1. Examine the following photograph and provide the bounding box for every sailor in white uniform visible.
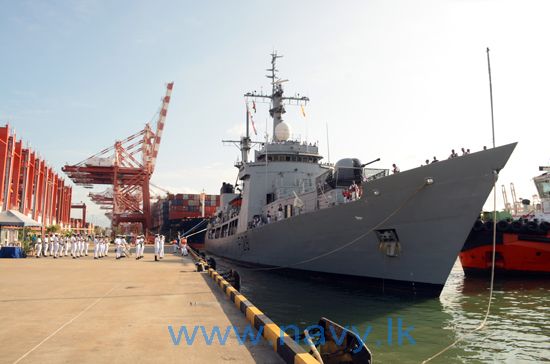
[160,235,165,259]
[102,237,107,257]
[52,234,59,259]
[45,234,53,256]
[79,234,85,257]
[84,235,90,256]
[154,234,160,261]
[115,235,122,259]
[74,234,80,258]
[93,236,100,259]
[135,235,145,260]
[104,237,109,257]
[71,234,77,258]
[61,235,67,258]
[62,236,69,256]
[49,234,55,256]
[97,237,102,257]
[101,236,106,257]
[43,235,49,256]
[35,236,43,258]
[58,234,63,258]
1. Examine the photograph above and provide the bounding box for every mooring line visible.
[421,171,498,363]
[13,286,117,364]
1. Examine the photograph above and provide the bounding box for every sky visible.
[1,0,549,227]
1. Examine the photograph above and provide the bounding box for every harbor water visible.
[216,259,549,363]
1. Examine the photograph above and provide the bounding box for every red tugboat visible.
[460,165,550,275]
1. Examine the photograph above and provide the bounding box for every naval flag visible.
[247,103,258,135]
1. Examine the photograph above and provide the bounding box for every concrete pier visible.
[0,250,283,363]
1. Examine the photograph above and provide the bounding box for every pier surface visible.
[0,249,282,364]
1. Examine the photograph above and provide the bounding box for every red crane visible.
[63,83,174,234]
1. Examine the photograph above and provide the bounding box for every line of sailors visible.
[93,236,112,259]
[35,233,190,261]
[112,234,146,260]
[35,233,93,259]
[154,234,165,261]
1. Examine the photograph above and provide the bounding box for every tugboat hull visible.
[460,222,550,276]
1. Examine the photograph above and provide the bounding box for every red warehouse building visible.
[0,124,72,228]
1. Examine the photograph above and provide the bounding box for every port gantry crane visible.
[62,83,174,235]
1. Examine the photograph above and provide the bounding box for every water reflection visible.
[215,258,549,363]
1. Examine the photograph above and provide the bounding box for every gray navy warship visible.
[205,52,517,296]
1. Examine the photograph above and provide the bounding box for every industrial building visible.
[0,124,73,228]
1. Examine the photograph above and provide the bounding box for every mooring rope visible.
[181,219,208,237]
[184,227,208,239]
[421,171,498,363]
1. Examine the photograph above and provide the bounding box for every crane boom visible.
[149,82,174,173]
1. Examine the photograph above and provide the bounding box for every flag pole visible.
[245,103,250,139]
[326,123,331,164]
[487,47,495,148]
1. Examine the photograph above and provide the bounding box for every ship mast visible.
[244,52,310,142]
[224,52,310,166]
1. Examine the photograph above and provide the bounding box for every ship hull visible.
[206,144,517,296]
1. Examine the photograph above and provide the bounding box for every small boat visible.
[305,317,373,364]
[460,166,550,275]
